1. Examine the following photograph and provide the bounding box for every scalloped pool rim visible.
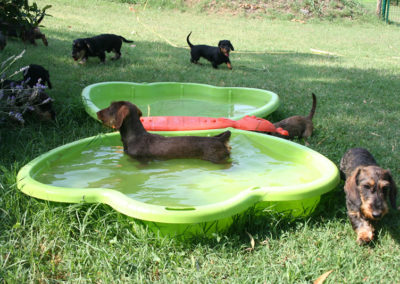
[81,81,281,121]
[17,129,340,225]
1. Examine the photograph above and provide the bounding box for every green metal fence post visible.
[382,0,387,18]
[385,0,390,22]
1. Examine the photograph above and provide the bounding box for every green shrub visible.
[0,0,51,34]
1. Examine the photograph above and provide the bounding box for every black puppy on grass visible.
[72,34,133,63]
[1,64,52,89]
[186,32,234,70]
[24,64,52,89]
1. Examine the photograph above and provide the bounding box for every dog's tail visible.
[186,31,193,48]
[119,36,134,43]
[307,93,317,120]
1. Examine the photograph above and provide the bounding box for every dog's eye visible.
[362,184,372,191]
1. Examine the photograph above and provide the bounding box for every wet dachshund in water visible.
[340,148,397,245]
[72,34,133,63]
[97,101,232,163]
[186,32,234,69]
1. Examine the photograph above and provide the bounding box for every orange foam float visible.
[140,115,289,136]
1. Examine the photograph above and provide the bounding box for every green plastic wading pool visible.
[17,129,339,238]
[82,82,280,121]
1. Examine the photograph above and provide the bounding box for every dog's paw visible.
[356,227,374,245]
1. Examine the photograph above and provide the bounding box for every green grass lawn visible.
[1,0,400,282]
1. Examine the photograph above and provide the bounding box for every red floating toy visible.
[140,115,289,136]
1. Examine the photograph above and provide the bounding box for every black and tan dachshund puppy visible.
[97,101,232,163]
[0,64,53,89]
[340,148,397,244]
[2,64,52,89]
[24,64,52,89]
[72,34,133,63]
[273,93,316,140]
[186,32,234,69]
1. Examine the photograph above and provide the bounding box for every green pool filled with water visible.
[18,129,339,237]
[35,135,319,207]
[82,82,280,120]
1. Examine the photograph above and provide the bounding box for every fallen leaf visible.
[313,270,333,284]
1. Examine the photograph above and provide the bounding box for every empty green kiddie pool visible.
[81,82,280,120]
[17,128,340,238]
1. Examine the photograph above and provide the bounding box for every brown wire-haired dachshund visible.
[1,14,48,46]
[340,148,398,244]
[273,93,316,140]
[97,101,232,163]
[186,32,234,70]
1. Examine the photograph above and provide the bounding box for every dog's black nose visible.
[372,212,382,219]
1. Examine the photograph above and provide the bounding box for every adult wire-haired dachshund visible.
[97,101,232,163]
[340,148,397,244]
[186,32,234,69]
[72,34,133,63]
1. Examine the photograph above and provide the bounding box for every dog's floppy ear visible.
[114,105,130,130]
[383,170,398,209]
[218,40,223,47]
[229,42,234,51]
[344,167,362,208]
[135,106,143,117]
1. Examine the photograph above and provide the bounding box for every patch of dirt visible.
[183,0,367,20]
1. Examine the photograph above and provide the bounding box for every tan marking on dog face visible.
[369,179,375,187]
[360,202,374,220]
[220,47,230,57]
[357,167,390,220]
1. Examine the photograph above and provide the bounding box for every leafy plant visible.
[0,0,52,34]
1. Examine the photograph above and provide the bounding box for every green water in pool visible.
[35,135,320,207]
[106,98,257,118]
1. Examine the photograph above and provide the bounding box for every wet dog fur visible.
[97,101,232,163]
